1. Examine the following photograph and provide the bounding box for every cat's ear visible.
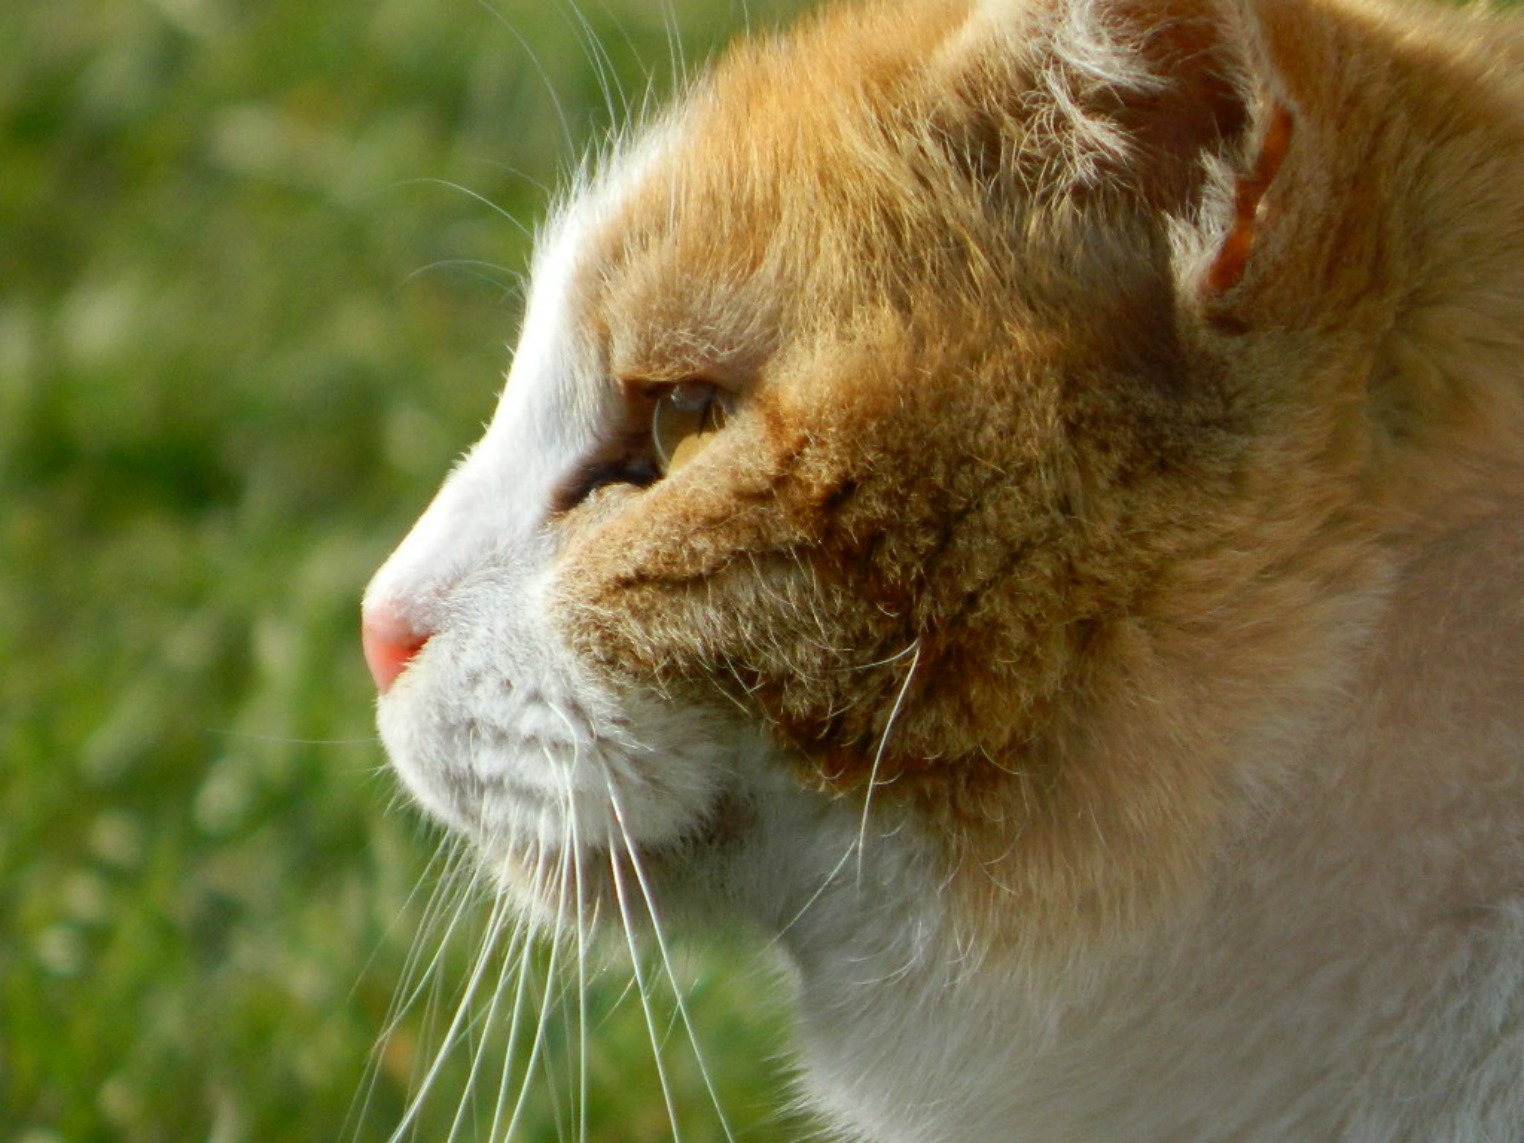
[937,0,1295,303]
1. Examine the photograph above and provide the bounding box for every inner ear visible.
[1086,1,1297,301]
[945,0,1294,294]
[1202,100,1293,298]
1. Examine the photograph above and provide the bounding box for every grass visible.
[0,1,809,1139]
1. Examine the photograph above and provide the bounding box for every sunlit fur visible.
[362,0,1524,1138]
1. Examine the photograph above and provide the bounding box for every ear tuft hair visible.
[945,0,1294,298]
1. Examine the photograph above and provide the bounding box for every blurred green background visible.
[0,0,809,1139]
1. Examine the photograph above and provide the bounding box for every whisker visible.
[400,258,527,300]
[554,0,628,131]
[566,770,593,1143]
[603,815,686,1141]
[447,873,536,1143]
[378,845,482,1047]
[467,0,578,163]
[588,0,655,111]
[659,0,689,90]
[353,841,488,1142]
[854,640,922,883]
[490,834,564,1141]
[774,838,855,946]
[539,706,595,1143]
[538,845,580,1143]
[775,642,922,943]
[386,176,535,237]
[479,900,539,1140]
[603,777,738,1143]
[347,843,457,1141]
[387,885,513,1142]
[203,728,382,747]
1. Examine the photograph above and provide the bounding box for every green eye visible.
[651,382,733,476]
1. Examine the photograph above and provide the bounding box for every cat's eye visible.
[651,381,733,476]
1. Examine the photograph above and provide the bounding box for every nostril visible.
[361,603,432,695]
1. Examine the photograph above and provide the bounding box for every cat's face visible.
[364,0,1381,980]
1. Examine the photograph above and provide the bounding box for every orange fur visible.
[549,0,1524,959]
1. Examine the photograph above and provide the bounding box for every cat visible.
[361,0,1524,1137]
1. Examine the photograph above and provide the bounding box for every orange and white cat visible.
[361,0,1524,1137]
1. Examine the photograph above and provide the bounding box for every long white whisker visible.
[479,897,539,1141]
[348,840,466,1141]
[567,779,592,1143]
[493,830,566,1140]
[776,641,923,943]
[588,0,655,112]
[554,0,629,130]
[774,836,857,945]
[378,845,482,1047]
[387,177,534,238]
[603,776,738,1143]
[603,805,686,1141]
[387,884,513,1143]
[386,858,484,1143]
[468,0,578,162]
[854,640,922,883]
[538,705,595,1143]
[451,848,563,1143]
[400,258,526,300]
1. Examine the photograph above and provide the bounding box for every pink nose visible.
[362,603,431,694]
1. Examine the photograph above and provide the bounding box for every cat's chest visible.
[782,769,1524,1143]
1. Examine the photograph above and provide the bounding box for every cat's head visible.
[363,0,1389,960]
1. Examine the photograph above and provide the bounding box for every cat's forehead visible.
[558,0,988,370]
[548,0,1160,393]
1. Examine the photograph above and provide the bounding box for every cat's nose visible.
[361,602,431,694]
